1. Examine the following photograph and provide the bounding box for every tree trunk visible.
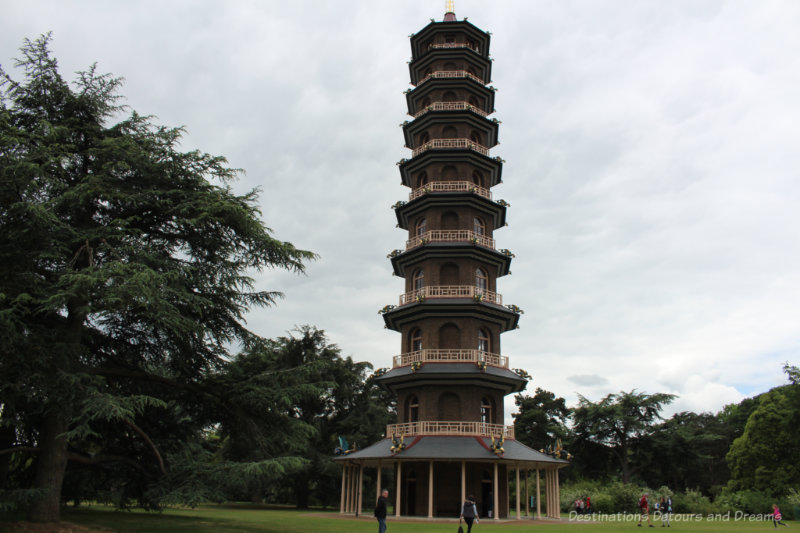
[28,409,69,522]
[294,473,310,509]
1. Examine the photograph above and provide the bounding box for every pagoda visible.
[336,4,568,520]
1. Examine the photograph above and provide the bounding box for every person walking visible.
[773,504,789,528]
[638,493,654,527]
[660,496,671,527]
[460,495,479,533]
[374,489,389,533]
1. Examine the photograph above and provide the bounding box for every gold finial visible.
[446,0,455,13]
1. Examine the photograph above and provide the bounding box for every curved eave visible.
[395,192,507,230]
[382,299,520,333]
[390,242,512,278]
[376,362,527,394]
[406,78,495,116]
[410,21,491,60]
[409,50,492,86]
[403,111,499,149]
[398,150,502,188]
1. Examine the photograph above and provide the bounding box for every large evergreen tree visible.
[571,390,675,483]
[0,35,315,521]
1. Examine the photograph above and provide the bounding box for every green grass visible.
[43,506,797,532]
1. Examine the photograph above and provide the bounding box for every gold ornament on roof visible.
[446,0,455,13]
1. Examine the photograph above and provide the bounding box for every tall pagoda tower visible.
[336,4,567,521]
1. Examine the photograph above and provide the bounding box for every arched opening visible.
[407,395,419,423]
[468,95,480,109]
[473,217,485,235]
[413,269,424,291]
[416,171,428,188]
[416,218,427,236]
[470,130,482,144]
[471,170,484,187]
[481,397,493,425]
[421,96,431,108]
[440,263,459,285]
[418,131,430,145]
[442,165,458,180]
[441,211,458,230]
[438,392,461,420]
[410,328,423,352]
[438,323,460,349]
[478,328,490,353]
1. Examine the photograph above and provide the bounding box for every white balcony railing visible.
[387,421,514,439]
[412,138,490,158]
[406,229,494,250]
[412,101,488,119]
[409,181,492,201]
[393,349,509,368]
[399,285,501,306]
[416,70,485,86]
[428,42,479,52]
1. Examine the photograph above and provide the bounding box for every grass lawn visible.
[7,506,781,533]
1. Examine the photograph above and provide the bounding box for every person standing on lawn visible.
[638,493,654,527]
[460,495,479,533]
[374,489,389,533]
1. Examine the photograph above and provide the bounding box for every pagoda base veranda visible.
[335,435,566,520]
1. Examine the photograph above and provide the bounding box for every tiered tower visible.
[336,5,567,521]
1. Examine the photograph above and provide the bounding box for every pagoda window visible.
[416,171,428,188]
[413,269,424,291]
[421,96,431,109]
[473,217,485,235]
[415,218,427,236]
[478,328,490,353]
[471,170,484,187]
[468,95,480,109]
[410,328,422,352]
[408,395,419,423]
[444,34,456,44]
[418,131,430,145]
[476,268,488,292]
[470,130,482,144]
[480,397,492,425]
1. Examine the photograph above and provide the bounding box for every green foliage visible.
[512,388,570,451]
[726,385,800,495]
[0,34,315,521]
[571,390,676,483]
[672,488,715,515]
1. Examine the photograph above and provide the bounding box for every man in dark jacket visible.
[375,489,388,533]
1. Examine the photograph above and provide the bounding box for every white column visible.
[357,463,364,516]
[376,461,382,506]
[536,468,541,519]
[493,462,499,520]
[339,465,346,514]
[461,461,466,505]
[428,461,434,518]
[516,465,521,519]
[395,462,402,517]
[525,468,530,517]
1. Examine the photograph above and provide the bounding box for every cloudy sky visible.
[4,1,800,422]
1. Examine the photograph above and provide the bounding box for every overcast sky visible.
[4,1,800,423]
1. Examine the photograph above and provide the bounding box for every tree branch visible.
[124,419,165,475]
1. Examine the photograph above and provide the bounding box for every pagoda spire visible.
[444,0,456,21]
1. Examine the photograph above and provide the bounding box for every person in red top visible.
[773,504,788,528]
[638,493,654,527]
